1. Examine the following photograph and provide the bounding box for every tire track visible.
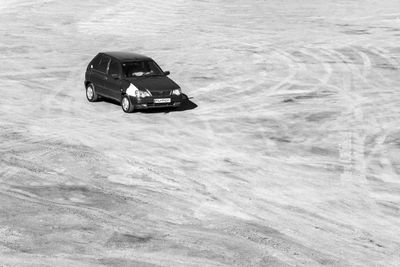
[322,46,398,228]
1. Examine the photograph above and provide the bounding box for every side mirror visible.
[111,73,120,80]
[120,79,131,90]
[164,71,170,76]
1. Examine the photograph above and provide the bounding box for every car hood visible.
[127,76,180,92]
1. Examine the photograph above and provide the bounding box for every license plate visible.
[154,98,171,104]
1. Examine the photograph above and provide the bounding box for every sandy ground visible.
[1,0,400,266]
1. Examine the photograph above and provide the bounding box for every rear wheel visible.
[86,83,98,102]
[121,95,134,113]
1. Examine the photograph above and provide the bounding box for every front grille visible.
[147,103,174,107]
[151,90,171,97]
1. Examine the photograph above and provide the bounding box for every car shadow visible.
[101,98,121,106]
[100,94,198,113]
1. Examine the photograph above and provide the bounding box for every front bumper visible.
[128,95,183,109]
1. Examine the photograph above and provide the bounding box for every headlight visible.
[172,88,181,96]
[135,89,152,98]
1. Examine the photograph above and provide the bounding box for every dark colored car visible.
[84,52,184,113]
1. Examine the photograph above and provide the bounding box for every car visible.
[84,52,184,113]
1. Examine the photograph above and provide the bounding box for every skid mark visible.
[266,48,304,95]
[369,47,400,70]
[314,47,393,221]
[2,0,400,265]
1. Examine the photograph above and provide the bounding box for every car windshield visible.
[122,61,164,77]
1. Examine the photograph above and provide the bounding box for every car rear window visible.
[94,55,110,73]
[90,54,101,68]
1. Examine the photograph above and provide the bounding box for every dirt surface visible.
[1,0,400,266]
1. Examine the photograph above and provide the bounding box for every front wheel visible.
[121,95,134,113]
[86,83,98,102]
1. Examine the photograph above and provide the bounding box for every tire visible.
[86,83,98,102]
[121,95,134,113]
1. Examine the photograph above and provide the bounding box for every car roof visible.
[101,51,153,62]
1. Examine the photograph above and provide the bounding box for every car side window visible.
[95,55,110,73]
[108,60,121,75]
[90,54,101,69]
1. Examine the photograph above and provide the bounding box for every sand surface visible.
[1,0,400,266]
